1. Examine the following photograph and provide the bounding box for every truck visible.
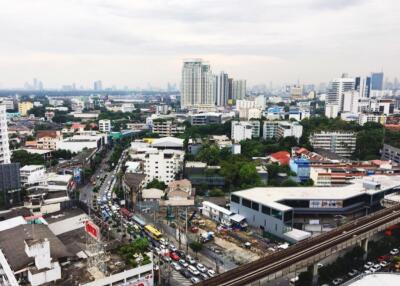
[200,232,214,243]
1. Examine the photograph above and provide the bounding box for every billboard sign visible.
[85,220,100,241]
[309,200,343,209]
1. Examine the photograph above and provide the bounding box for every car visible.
[371,264,381,272]
[154,247,161,255]
[380,260,389,268]
[332,278,343,285]
[169,244,177,252]
[348,269,359,277]
[378,255,390,262]
[390,248,399,255]
[186,255,196,265]
[199,272,209,280]
[364,262,374,269]
[196,263,207,273]
[188,265,200,276]
[190,277,201,284]
[170,252,180,261]
[364,270,372,274]
[179,259,189,268]
[160,238,168,246]
[171,262,182,271]
[176,250,186,259]
[162,255,171,263]
[182,269,192,278]
[207,269,216,277]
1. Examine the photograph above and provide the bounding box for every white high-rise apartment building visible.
[231,121,253,143]
[232,80,246,100]
[341,91,360,114]
[216,71,229,106]
[144,149,184,184]
[0,105,11,164]
[327,77,355,106]
[263,121,303,140]
[181,59,214,109]
[99,119,112,132]
[309,131,356,158]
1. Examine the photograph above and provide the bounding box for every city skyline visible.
[0,0,399,89]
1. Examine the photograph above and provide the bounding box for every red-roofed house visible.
[270,151,291,165]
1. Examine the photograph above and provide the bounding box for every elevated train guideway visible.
[196,203,400,286]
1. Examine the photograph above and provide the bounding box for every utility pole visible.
[185,206,188,253]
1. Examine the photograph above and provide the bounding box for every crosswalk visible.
[170,270,192,286]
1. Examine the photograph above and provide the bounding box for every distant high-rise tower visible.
[0,105,11,164]
[232,80,246,100]
[93,80,103,91]
[355,76,371,98]
[327,76,355,105]
[371,72,384,90]
[216,71,229,106]
[181,59,214,109]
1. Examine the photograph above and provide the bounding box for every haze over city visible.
[0,0,399,89]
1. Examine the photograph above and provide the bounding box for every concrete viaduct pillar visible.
[308,263,319,286]
[362,238,369,260]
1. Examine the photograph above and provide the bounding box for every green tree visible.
[146,179,167,190]
[209,188,225,197]
[189,241,203,258]
[11,150,44,166]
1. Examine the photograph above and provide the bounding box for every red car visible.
[170,252,180,261]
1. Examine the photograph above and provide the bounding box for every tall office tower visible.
[355,76,371,98]
[371,72,384,90]
[93,80,103,91]
[327,77,355,105]
[232,80,247,100]
[228,78,233,100]
[0,105,11,164]
[216,71,229,106]
[181,59,214,109]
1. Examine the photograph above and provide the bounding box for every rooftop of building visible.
[0,224,72,271]
[348,273,400,285]
[20,164,45,171]
[232,175,400,211]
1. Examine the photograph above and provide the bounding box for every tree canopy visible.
[11,150,45,166]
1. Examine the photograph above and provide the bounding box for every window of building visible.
[261,205,271,215]
[242,198,251,208]
[231,195,240,203]
[251,202,259,211]
[271,208,282,220]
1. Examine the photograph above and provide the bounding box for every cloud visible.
[0,0,398,88]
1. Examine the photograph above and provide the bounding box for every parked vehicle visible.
[332,278,343,285]
[190,277,201,284]
[390,248,399,255]
[364,262,374,269]
[170,252,180,261]
[196,263,207,273]
[179,259,189,268]
[171,262,182,271]
[207,269,216,277]
[188,265,200,276]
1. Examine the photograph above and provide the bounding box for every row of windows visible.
[232,195,288,221]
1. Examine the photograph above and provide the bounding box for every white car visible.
[207,269,216,277]
[188,265,200,276]
[196,263,207,273]
[154,247,162,255]
[390,248,399,255]
[171,262,182,271]
[380,261,389,268]
[364,262,374,269]
[332,278,343,285]
[348,269,358,277]
[371,264,381,272]
[169,244,177,252]
[186,255,196,265]
[190,277,201,284]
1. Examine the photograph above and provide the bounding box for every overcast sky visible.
[0,0,399,89]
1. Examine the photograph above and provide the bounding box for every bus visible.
[120,208,133,220]
[132,215,146,228]
[144,225,162,241]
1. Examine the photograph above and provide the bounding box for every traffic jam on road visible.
[321,247,400,286]
[91,151,216,284]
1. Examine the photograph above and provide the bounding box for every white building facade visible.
[98,119,112,132]
[144,149,184,184]
[309,131,356,157]
[0,105,10,164]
